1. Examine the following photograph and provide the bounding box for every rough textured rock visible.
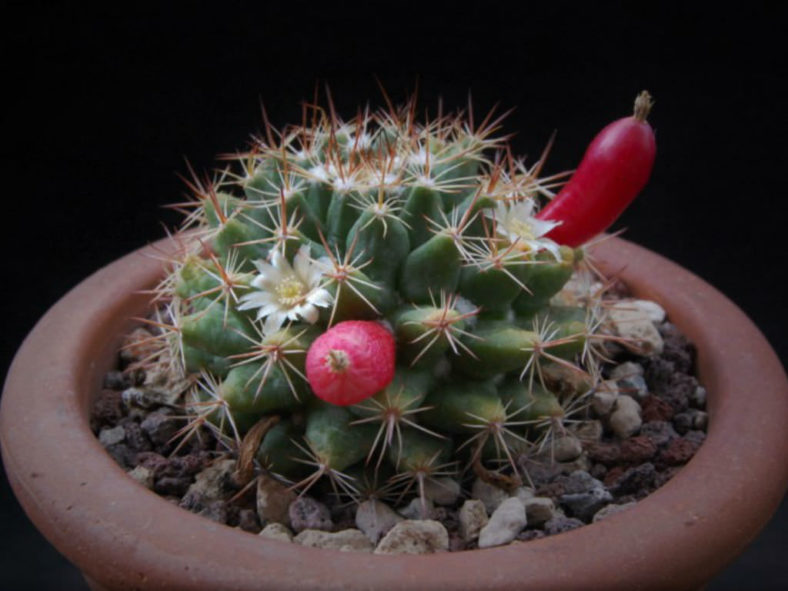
[516,529,547,542]
[458,499,488,542]
[619,436,657,463]
[673,409,708,434]
[355,499,403,543]
[661,374,694,413]
[609,396,642,439]
[374,520,449,555]
[607,300,665,354]
[544,515,584,535]
[140,409,178,447]
[658,437,702,467]
[640,420,679,448]
[616,373,649,402]
[658,322,695,373]
[181,458,235,506]
[238,509,261,533]
[295,529,374,552]
[398,497,435,520]
[556,454,592,474]
[198,500,228,524]
[560,487,613,522]
[257,474,296,527]
[471,478,510,514]
[572,420,604,443]
[127,465,154,489]
[562,470,604,495]
[689,384,707,408]
[259,522,294,542]
[610,462,657,496]
[592,383,619,416]
[585,441,621,466]
[610,361,644,381]
[99,425,126,447]
[91,390,124,428]
[511,486,535,504]
[478,498,527,548]
[288,496,333,533]
[423,477,461,506]
[553,435,583,462]
[641,395,675,422]
[523,497,555,527]
[518,456,562,487]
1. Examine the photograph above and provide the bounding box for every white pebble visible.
[458,499,489,542]
[609,396,642,439]
[374,520,449,555]
[478,498,527,548]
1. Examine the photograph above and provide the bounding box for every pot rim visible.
[2,236,787,591]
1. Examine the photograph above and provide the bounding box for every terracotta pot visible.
[1,236,787,591]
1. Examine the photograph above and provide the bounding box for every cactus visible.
[146,93,620,509]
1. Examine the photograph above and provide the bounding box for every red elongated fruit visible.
[537,91,656,247]
[306,320,396,406]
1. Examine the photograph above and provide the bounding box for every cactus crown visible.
[145,92,614,509]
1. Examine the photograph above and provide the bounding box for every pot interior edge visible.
[6,235,788,591]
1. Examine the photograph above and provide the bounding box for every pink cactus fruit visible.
[306,320,396,406]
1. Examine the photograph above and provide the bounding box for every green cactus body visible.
[180,306,255,358]
[454,324,538,378]
[399,233,461,303]
[393,306,467,366]
[347,209,410,287]
[305,403,378,471]
[511,247,577,318]
[402,185,444,248]
[420,380,504,434]
[387,428,453,473]
[497,378,564,422]
[183,344,232,376]
[152,95,609,510]
[219,362,304,415]
[256,420,310,479]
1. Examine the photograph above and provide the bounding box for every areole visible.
[1,235,787,591]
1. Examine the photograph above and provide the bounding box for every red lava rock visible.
[661,374,694,413]
[658,437,701,467]
[584,441,622,466]
[238,509,262,533]
[640,421,679,448]
[641,395,675,422]
[619,436,657,464]
[91,389,124,428]
[659,323,696,374]
[136,451,169,475]
[122,421,152,453]
[536,481,567,499]
[603,466,625,488]
[644,357,675,392]
[610,463,656,496]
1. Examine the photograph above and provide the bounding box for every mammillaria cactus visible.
[142,90,655,510]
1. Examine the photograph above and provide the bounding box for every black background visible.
[2,2,786,589]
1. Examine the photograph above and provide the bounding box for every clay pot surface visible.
[2,236,787,591]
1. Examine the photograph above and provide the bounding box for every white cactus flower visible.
[488,199,563,260]
[238,246,333,333]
